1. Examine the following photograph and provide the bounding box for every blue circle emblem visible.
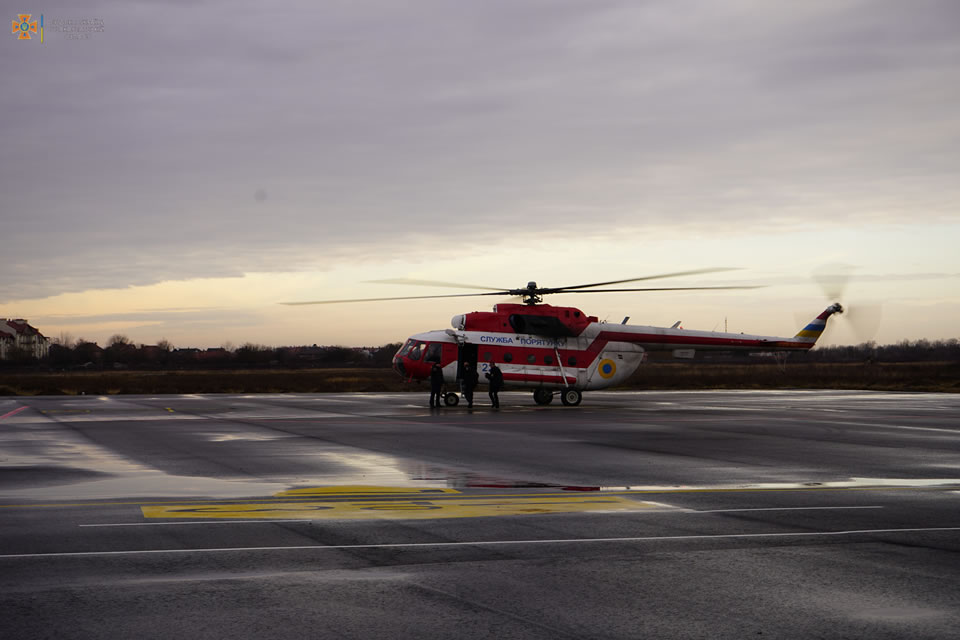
[598,358,616,379]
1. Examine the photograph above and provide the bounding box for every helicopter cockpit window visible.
[408,342,423,361]
[425,343,441,362]
[398,339,416,357]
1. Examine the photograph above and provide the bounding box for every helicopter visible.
[284,268,844,407]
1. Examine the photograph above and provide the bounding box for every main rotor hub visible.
[524,282,542,305]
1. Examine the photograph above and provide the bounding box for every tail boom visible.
[792,303,844,346]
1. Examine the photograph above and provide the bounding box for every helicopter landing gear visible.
[443,392,460,407]
[533,389,553,405]
[560,389,582,406]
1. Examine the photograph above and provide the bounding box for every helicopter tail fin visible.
[793,303,843,344]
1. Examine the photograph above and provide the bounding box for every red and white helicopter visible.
[286,269,843,407]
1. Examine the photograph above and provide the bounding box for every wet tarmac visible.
[1,391,959,639]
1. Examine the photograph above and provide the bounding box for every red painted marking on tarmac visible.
[0,406,28,421]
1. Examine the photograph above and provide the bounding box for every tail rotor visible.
[811,263,882,344]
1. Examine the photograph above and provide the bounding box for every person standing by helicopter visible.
[429,362,444,408]
[485,361,503,408]
[461,361,478,409]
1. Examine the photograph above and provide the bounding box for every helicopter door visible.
[424,342,442,363]
[457,343,478,380]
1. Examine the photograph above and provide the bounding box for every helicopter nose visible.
[392,357,405,377]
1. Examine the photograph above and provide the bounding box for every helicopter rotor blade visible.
[540,268,741,294]
[285,267,757,306]
[547,285,763,294]
[364,278,507,292]
[812,263,854,301]
[281,291,509,305]
[845,303,883,343]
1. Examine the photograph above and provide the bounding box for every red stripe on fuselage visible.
[588,329,814,352]
[463,329,813,371]
[503,373,577,385]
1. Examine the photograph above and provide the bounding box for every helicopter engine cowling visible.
[451,314,466,330]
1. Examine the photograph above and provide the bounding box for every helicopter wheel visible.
[443,392,460,407]
[533,389,553,405]
[560,389,582,406]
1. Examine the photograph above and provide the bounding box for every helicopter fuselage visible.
[392,302,841,404]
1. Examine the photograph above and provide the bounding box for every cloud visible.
[4,0,959,302]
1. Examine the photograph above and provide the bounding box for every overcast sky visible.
[3,0,958,348]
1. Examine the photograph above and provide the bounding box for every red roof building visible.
[0,319,50,360]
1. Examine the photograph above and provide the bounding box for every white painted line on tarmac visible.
[4,526,959,559]
[691,506,883,513]
[771,417,958,435]
[878,424,960,435]
[79,520,313,527]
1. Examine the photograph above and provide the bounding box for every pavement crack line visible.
[2,526,960,560]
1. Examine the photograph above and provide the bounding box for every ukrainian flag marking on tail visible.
[794,303,843,343]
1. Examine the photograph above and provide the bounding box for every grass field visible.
[2,361,958,395]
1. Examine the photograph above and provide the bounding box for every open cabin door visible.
[457,343,478,381]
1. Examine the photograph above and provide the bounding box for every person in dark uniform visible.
[429,362,444,408]
[462,361,478,408]
[485,362,503,408]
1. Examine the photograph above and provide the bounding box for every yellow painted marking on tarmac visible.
[275,486,459,497]
[142,495,658,521]
[165,408,175,413]
[1,484,955,511]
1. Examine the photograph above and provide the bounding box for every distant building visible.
[0,332,12,360]
[140,345,164,361]
[197,347,229,362]
[0,319,50,360]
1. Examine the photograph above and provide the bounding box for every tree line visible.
[792,339,960,363]
[17,334,404,370]
[3,334,958,370]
